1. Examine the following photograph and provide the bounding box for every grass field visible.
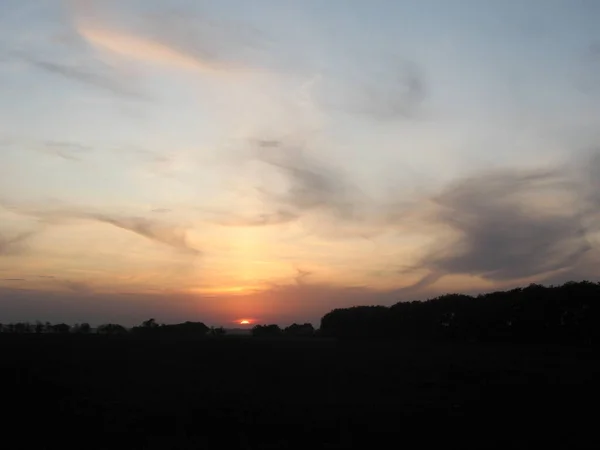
[2,335,598,449]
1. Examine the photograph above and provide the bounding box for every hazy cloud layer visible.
[219,143,600,289]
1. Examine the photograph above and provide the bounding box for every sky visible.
[1,0,600,327]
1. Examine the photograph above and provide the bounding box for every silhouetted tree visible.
[252,324,282,337]
[97,323,128,335]
[132,320,209,337]
[320,306,389,338]
[13,322,32,334]
[142,318,159,329]
[51,323,71,334]
[210,326,226,337]
[160,321,210,337]
[284,323,315,337]
[72,323,91,334]
[34,321,44,334]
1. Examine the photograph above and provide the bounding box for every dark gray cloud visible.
[414,168,593,284]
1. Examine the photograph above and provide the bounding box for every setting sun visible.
[239,320,251,325]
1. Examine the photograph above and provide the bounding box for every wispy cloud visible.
[14,52,145,99]
[59,279,94,294]
[90,213,199,255]
[318,58,427,120]
[38,141,94,162]
[1,203,200,255]
[253,138,371,223]
[208,136,382,239]
[72,9,264,76]
[293,267,312,286]
[0,230,35,256]
[212,209,298,227]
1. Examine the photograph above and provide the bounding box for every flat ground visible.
[1,335,598,449]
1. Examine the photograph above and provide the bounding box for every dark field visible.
[2,335,599,449]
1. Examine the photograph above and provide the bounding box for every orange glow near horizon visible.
[238,319,252,325]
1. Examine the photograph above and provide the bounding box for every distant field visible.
[1,335,598,449]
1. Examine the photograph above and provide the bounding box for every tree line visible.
[320,281,600,344]
[2,281,598,344]
[0,318,223,337]
[0,316,316,338]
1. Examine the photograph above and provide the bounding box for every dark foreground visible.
[2,335,599,449]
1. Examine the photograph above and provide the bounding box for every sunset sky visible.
[1,0,600,326]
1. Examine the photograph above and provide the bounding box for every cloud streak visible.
[16,53,145,99]
[0,230,35,256]
[212,209,299,227]
[90,213,199,255]
[1,203,199,255]
[38,141,94,162]
[72,9,265,76]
